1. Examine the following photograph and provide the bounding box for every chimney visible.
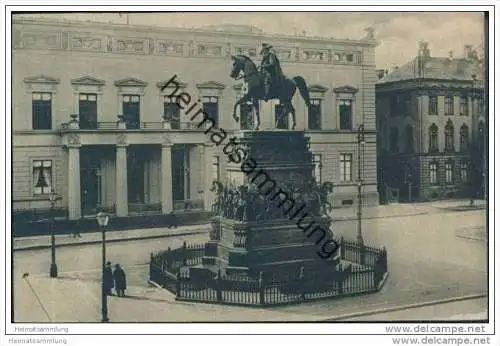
[377,69,386,79]
[464,44,473,59]
[418,41,430,58]
[448,50,453,59]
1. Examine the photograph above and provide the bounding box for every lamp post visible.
[49,191,60,278]
[96,211,110,323]
[357,124,366,265]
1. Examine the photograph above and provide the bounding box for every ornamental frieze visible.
[197,43,223,57]
[70,34,104,52]
[157,40,184,55]
[234,46,257,57]
[112,37,147,54]
[13,28,364,65]
[22,31,61,50]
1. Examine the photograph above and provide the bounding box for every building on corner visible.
[376,42,485,203]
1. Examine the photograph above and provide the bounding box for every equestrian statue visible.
[230,43,312,130]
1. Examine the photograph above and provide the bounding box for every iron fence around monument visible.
[149,238,388,307]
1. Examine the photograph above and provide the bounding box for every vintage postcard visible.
[2,5,495,346]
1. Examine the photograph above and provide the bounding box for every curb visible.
[332,211,428,222]
[321,293,487,321]
[13,229,209,252]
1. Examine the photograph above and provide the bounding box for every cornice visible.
[12,17,378,48]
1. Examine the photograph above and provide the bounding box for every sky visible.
[14,12,485,69]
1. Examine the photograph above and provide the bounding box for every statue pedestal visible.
[192,130,339,279]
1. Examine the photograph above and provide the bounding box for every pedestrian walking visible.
[103,261,114,296]
[112,263,127,297]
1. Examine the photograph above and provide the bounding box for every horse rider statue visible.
[259,43,284,101]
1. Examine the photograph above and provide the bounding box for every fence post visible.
[382,246,388,273]
[359,242,366,266]
[175,269,181,297]
[299,266,306,300]
[216,268,223,301]
[339,237,345,259]
[258,271,265,305]
[182,241,187,266]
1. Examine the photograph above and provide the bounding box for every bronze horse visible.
[230,55,312,130]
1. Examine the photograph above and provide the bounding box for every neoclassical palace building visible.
[12,17,379,220]
[376,42,485,202]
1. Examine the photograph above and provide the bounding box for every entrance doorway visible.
[80,148,101,215]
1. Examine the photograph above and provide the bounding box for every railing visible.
[128,203,162,213]
[60,121,205,131]
[173,199,204,211]
[149,238,389,306]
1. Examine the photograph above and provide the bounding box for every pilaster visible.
[161,137,173,214]
[67,136,81,220]
[115,135,128,217]
[203,141,215,211]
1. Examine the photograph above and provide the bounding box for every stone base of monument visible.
[196,216,340,280]
[149,129,389,306]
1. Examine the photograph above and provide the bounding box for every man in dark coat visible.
[113,263,127,297]
[259,43,284,101]
[103,261,114,296]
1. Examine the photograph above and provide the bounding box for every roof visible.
[377,56,482,84]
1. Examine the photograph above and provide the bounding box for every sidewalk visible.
[13,224,210,252]
[13,200,485,252]
[14,272,486,323]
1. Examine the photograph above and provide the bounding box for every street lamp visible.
[357,124,366,264]
[49,191,60,278]
[96,211,110,323]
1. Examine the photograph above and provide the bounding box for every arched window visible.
[429,123,438,153]
[478,121,485,149]
[389,127,399,152]
[444,119,454,152]
[459,124,469,152]
[405,125,414,153]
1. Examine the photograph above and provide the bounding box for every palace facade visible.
[12,17,379,220]
[376,42,485,202]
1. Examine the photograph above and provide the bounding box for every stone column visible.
[161,141,173,214]
[115,144,128,217]
[203,142,214,211]
[67,143,81,220]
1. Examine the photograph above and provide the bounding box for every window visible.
[460,160,468,182]
[445,160,454,184]
[402,93,411,117]
[460,95,469,116]
[444,96,454,116]
[32,160,53,195]
[389,127,399,153]
[429,124,439,153]
[405,125,414,153]
[32,92,52,130]
[339,99,352,130]
[444,120,454,152]
[429,161,438,185]
[313,154,322,183]
[478,121,485,152]
[390,95,399,117]
[164,95,181,129]
[308,99,322,130]
[340,154,352,182]
[240,103,253,130]
[428,95,438,115]
[478,97,484,116]
[122,95,140,129]
[212,156,220,182]
[79,93,97,129]
[275,104,288,129]
[202,96,219,126]
[459,124,469,152]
